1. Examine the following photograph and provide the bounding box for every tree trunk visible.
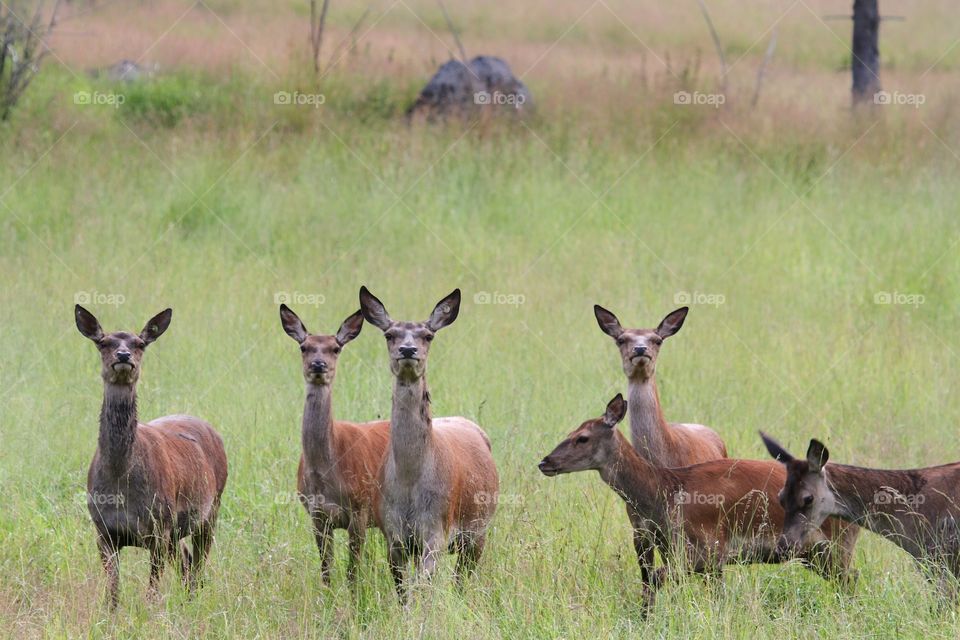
[851,0,880,104]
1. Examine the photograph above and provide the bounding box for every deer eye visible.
[300,345,307,353]
[650,337,663,346]
[803,495,814,506]
[384,331,395,340]
[133,339,146,349]
[616,337,626,346]
[576,435,589,444]
[332,346,341,354]
[425,334,434,342]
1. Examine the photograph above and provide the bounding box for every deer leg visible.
[147,542,166,601]
[388,541,407,602]
[454,532,485,589]
[346,518,368,587]
[632,527,657,585]
[188,519,216,594]
[96,537,120,610]
[311,516,334,585]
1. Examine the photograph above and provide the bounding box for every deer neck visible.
[627,376,673,465]
[388,376,434,483]
[302,384,335,469]
[599,431,670,525]
[98,383,139,474]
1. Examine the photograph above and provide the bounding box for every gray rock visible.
[408,55,532,120]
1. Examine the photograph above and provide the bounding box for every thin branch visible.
[436,0,467,63]
[751,25,778,108]
[310,0,331,75]
[695,0,727,93]
[320,5,371,76]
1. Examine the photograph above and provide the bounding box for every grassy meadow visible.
[2,0,960,637]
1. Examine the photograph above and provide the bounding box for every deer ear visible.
[760,431,795,464]
[279,304,308,343]
[336,310,364,346]
[603,393,627,427]
[359,286,392,331]
[594,305,623,338]
[656,307,688,338]
[75,305,104,342]
[140,309,172,345]
[427,289,460,331]
[806,439,829,473]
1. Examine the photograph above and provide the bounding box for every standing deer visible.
[593,304,727,589]
[359,286,499,598]
[539,395,859,611]
[762,432,960,602]
[75,305,228,608]
[279,304,390,585]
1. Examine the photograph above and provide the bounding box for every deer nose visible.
[310,360,327,373]
[633,345,647,357]
[116,351,131,363]
[399,346,417,359]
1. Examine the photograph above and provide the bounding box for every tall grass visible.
[2,1,960,637]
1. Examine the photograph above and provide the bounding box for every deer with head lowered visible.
[763,432,960,602]
[279,304,390,585]
[359,286,499,598]
[75,305,228,608]
[593,304,728,588]
[539,395,859,611]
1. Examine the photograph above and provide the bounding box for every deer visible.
[359,286,499,599]
[539,395,860,611]
[762,432,960,603]
[75,305,228,609]
[593,304,728,589]
[279,304,391,585]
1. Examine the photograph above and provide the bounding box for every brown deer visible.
[75,305,228,608]
[762,432,960,602]
[279,304,390,585]
[593,304,728,589]
[539,395,859,611]
[359,286,499,598]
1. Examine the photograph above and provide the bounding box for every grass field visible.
[2,0,960,637]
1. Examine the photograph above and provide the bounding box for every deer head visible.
[280,305,364,385]
[538,394,627,476]
[761,432,836,550]
[75,305,171,386]
[594,305,688,382]
[359,286,460,384]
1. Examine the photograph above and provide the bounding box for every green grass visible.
[2,53,960,638]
